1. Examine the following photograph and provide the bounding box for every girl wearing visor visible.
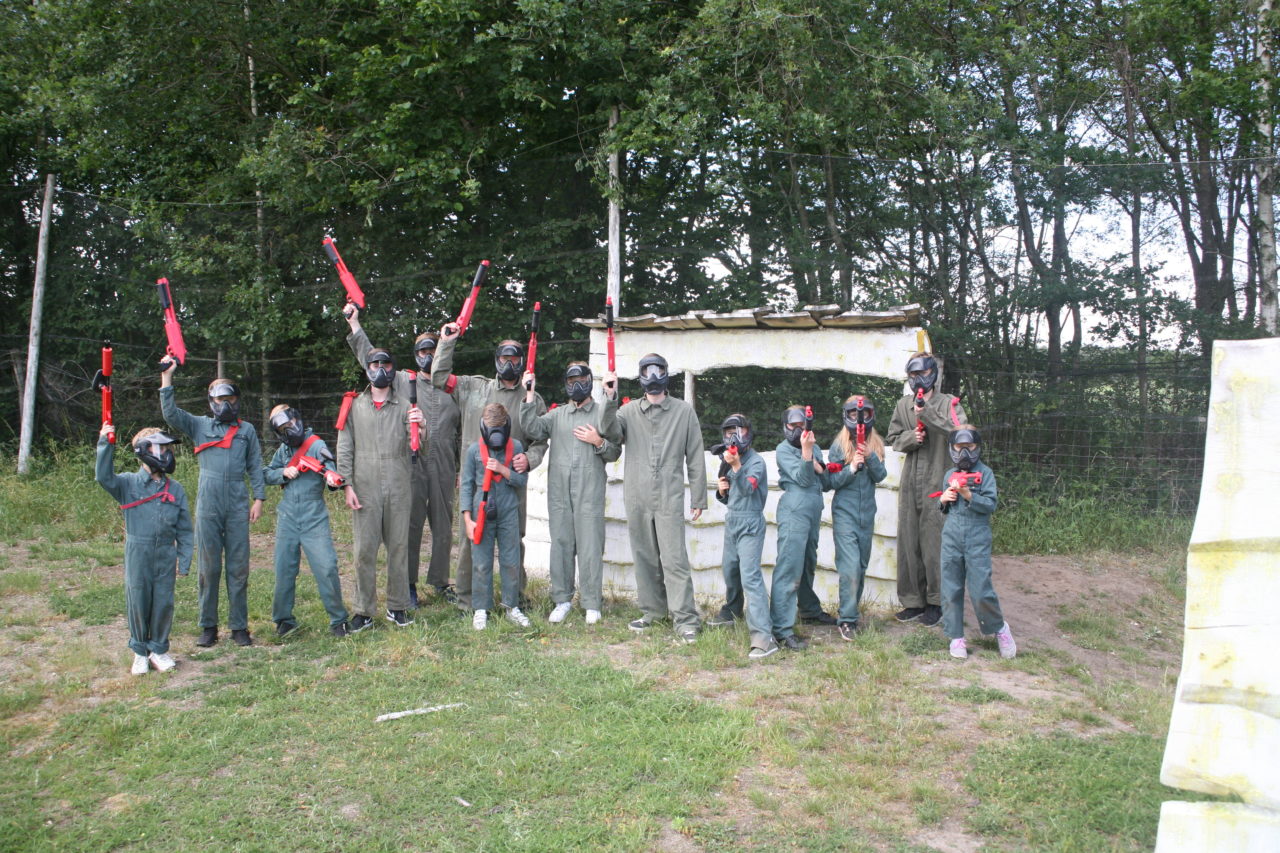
[96,424,194,675]
[826,396,888,639]
[161,364,266,648]
[263,405,350,638]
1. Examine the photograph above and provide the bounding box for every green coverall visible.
[518,394,622,611]
[348,329,459,593]
[939,461,1004,639]
[768,439,830,639]
[885,391,967,609]
[336,386,419,617]
[718,449,772,649]
[263,430,349,629]
[95,437,194,657]
[616,395,707,635]
[160,386,266,632]
[431,335,547,609]
[826,442,888,625]
[459,439,528,610]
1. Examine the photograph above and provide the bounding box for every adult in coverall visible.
[616,353,707,642]
[518,362,622,624]
[343,307,460,606]
[827,396,888,639]
[263,405,350,638]
[336,348,426,631]
[885,353,966,626]
[160,363,265,648]
[95,425,194,674]
[431,321,547,611]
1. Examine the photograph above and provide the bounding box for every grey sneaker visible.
[780,635,808,651]
[748,640,779,659]
[677,629,698,645]
[919,605,942,627]
[996,623,1017,659]
[628,618,654,632]
[706,610,738,627]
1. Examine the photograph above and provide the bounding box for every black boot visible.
[196,627,218,647]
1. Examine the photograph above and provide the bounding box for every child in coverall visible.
[461,404,530,630]
[826,395,888,640]
[714,414,776,659]
[96,424,194,675]
[263,405,350,638]
[937,425,1016,660]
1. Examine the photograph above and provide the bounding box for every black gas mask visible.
[208,382,240,424]
[782,406,807,448]
[842,397,876,432]
[720,414,752,454]
[480,419,510,451]
[947,427,983,470]
[565,364,593,403]
[414,337,436,372]
[638,354,669,395]
[134,432,179,475]
[906,355,938,394]
[494,342,524,383]
[366,349,395,389]
[270,407,307,448]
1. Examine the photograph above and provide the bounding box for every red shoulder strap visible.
[193,422,240,454]
[120,478,176,510]
[949,397,963,427]
[286,434,321,469]
[477,440,514,483]
[444,375,458,394]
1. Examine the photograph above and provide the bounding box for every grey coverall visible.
[348,329,459,592]
[939,461,1004,639]
[768,439,830,639]
[431,335,547,609]
[885,392,967,609]
[826,442,887,625]
[95,438,194,657]
[336,386,420,616]
[518,394,622,611]
[616,395,707,634]
[263,430,349,628]
[718,450,772,649]
[459,439,528,611]
[160,386,266,632]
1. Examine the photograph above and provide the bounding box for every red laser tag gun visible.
[155,278,188,368]
[524,302,541,390]
[914,387,926,434]
[294,454,346,490]
[455,260,489,336]
[853,396,868,472]
[605,297,616,374]
[931,471,983,512]
[472,467,494,545]
[805,404,814,433]
[91,343,114,444]
[322,236,367,309]
[335,391,359,431]
[407,369,420,463]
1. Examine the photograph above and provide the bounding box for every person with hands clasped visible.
[160,361,265,648]
[95,424,194,675]
[461,404,531,630]
[518,363,621,625]
[826,396,888,640]
[336,348,427,631]
[885,353,966,627]
[937,425,1015,660]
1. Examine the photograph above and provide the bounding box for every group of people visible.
[95,312,1015,674]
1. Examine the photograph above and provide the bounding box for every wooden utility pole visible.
[17,173,56,475]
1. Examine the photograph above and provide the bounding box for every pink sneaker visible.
[949,638,968,659]
[996,623,1017,659]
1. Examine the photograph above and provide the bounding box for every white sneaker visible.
[472,610,487,631]
[549,602,573,623]
[131,654,150,675]
[949,638,968,659]
[996,623,1017,659]
[585,609,601,625]
[148,652,176,672]
[507,607,532,628]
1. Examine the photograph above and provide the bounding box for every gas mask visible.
[494,343,524,383]
[134,433,178,475]
[782,406,807,448]
[842,397,876,432]
[208,382,240,424]
[366,349,395,389]
[270,407,307,448]
[720,414,753,453]
[565,364,593,403]
[414,337,436,372]
[480,419,510,451]
[638,354,669,395]
[906,355,938,393]
[947,427,983,470]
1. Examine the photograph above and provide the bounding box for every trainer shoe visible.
[276,621,299,639]
[748,639,779,659]
[131,654,150,675]
[949,637,968,659]
[919,605,942,627]
[585,609,601,625]
[386,609,414,627]
[780,635,808,651]
[996,623,1017,659]
[706,610,738,627]
[434,584,459,605]
[628,618,654,632]
[349,614,374,633]
[549,602,573,624]
[895,607,925,623]
[800,611,837,626]
[148,652,176,672]
[231,629,253,647]
[331,621,350,638]
[196,627,218,647]
[838,622,858,641]
[408,584,419,609]
[473,610,488,630]
[678,629,699,645]
[507,607,532,629]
